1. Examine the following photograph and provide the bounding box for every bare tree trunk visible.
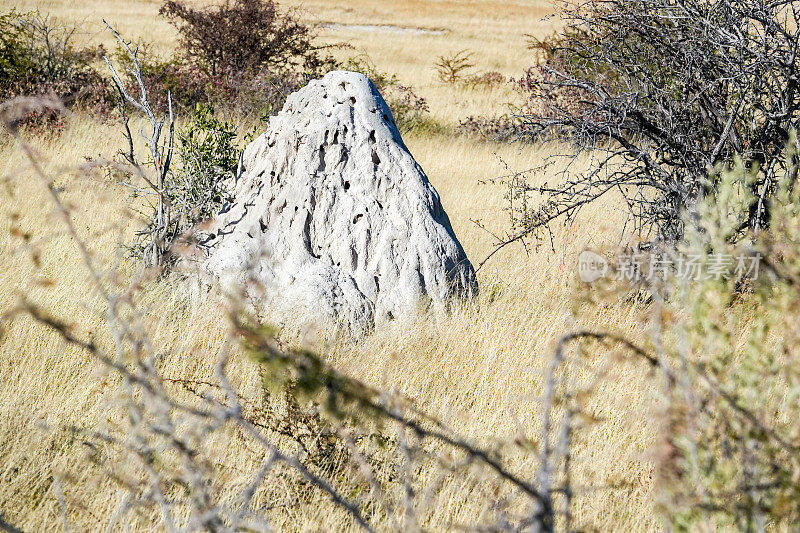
[104,22,175,267]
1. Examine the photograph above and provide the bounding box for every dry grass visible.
[0,1,662,531]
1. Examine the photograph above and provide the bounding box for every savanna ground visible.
[0,0,660,530]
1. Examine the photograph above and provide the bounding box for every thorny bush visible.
[497,0,800,256]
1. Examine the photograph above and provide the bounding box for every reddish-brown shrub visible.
[159,0,330,77]
[467,71,506,88]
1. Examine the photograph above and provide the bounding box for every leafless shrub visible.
[434,49,475,84]
[502,0,800,253]
[103,22,174,267]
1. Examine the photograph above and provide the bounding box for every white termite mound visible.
[202,70,477,334]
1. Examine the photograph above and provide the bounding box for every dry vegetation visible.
[0,0,758,531]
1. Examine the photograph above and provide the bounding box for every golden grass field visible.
[0,0,662,530]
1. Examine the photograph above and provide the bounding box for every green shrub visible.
[170,104,239,230]
[130,104,240,262]
[576,135,800,528]
[0,9,109,121]
[654,137,800,529]
[0,10,35,81]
